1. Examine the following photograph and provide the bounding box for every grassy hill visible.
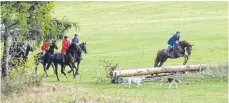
[7,1,228,103]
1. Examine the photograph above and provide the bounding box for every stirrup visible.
[166,53,169,56]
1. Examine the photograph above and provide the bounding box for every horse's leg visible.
[154,60,159,67]
[75,62,80,75]
[61,64,68,78]
[159,57,168,67]
[46,60,52,71]
[22,59,26,70]
[151,60,159,77]
[68,63,75,79]
[183,55,189,65]
[186,55,189,64]
[67,63,73,73]
[54,63,60,81]
[43,62,48,76]
[68,68,73,73]
[34,60,40,75]
[51,63,55,74]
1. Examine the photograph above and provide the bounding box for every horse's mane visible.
[179,40,191,47]
[79,42,84,47]
[68,44,76,50]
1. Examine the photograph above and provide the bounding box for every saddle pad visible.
[55,52,63,60]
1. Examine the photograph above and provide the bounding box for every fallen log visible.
[112,64,207,84]
[113,64,207,77]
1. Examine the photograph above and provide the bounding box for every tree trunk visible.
[113,64,207,77]
[1,25,10,78]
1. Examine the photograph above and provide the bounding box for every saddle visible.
[55,53,64,60]
[165,44,178,57]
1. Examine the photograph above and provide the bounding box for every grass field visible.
[5,1,228,103]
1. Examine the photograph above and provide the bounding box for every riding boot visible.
[166,48,170,56]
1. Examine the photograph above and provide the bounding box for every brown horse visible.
[154,40,194,67]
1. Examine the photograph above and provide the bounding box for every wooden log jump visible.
[112,64,207,84]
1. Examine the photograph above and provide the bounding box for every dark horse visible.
[154,40,194,67]
[51,42,87,81]
[9,43,33,69]
[14,43,34,59]
[68,42,87,75]
[34,41,58,76]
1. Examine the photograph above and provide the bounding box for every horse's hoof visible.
[68,70,72,73]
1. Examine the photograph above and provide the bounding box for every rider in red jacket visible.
[61,36,71,62]
[61,36,71,54]
[41,39,50,54]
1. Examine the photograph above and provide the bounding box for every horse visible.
[34,41,58,76]
[9,43,34,69]
[51,43,78,81]
[14,42,33,59]
[154,40,194,67]
[24,43,34,59]
[51,42,87,81]
[68,42,87,75]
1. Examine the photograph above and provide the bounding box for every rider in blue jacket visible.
[165,31,180,56]
[72,34,79,45]
[72,33,83,60]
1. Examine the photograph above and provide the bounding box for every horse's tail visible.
[154,50,161,63]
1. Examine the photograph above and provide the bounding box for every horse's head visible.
[179,40,194,56]
[79,42,87,54]
[186,44,194,56]
[26,44,33,52]
[23,43,33,59]
[50,40,58,50]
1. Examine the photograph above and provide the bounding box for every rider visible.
[165,31,180,56]
[41,38,50,55]
[61,36,71,62]
[72,33,83,60]
[72,34,79,46]
[47,40,58,54]
[44,39,58,60]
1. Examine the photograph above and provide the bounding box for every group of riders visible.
[40,33,82,62]
[11,30,180,60]
[8,30,185,80]
[13,30,179,61]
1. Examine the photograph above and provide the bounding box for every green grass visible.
[27,1,228,103]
